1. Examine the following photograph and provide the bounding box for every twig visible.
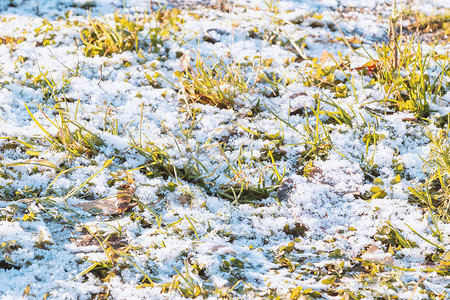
[97,64,103,86]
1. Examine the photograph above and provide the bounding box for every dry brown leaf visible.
[211,245,236,255]
[77,172,136,215]
[211,245,226,252]
[347,36,362,44]
[179,52,191,71]
[362,244,394,264]
[115,171,136,214]
[402,117,417,122]
[319,50,334,65]
[382,256,394,264]
[77,199,119,215]
[0,36,26,45]
[72,233,127,250]
[116,193,132,214]
[365,244,379,254]
[177,194,190,207]
[125,170,134,185]
[352,60,379,75]
[277,178,296,201]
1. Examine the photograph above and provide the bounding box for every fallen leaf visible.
[401,117,417,122]
[115,171,136,213]
[320,50,334,65]
[77,171,136,215]
[77,199,120,215]
[211,245,227,252]
[362,244,394,264]
[353,60,379,75]
[347,36,362,44]
[74,233,127,249]
[179,52,191,71]
[381,255,394,264]
[211,245,236,255]
[287,92,307,99]
[277,178,296,201]
[365,244,379,254]
[125,170,134,185]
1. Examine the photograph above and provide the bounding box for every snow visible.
[0,0,449,299]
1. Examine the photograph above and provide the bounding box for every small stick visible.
[97,64,103,86]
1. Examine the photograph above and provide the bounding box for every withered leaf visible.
[73,233,127,250]
[211,245,236,255]
[179,52,191,71]
[77,171,136,215]
[352,60,379,75]
[277,178,296,201]
[365,244,379,254]
[362,244,394,264]
[319,50,334,65]
[177,194,190,207]
[76,199,120,215]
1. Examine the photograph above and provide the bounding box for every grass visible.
[80,12,144,57]
[176,54,255,109]
[372,40,446,119]
[25,103,104,159]
[80,7,183,57]
[405,9,450,40]
[409,128,450,222]
[1,1,450,299]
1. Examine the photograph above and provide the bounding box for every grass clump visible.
[80,12,144,57]
[131,137,208,187]
[25,104,104,159]
[303,55,351,99]
[409,129,450,222]
[372,41,446,119]
[406,9,450,40]
[24,70,73,103]
[177,55,252,109]
[77,226,155,289]
[160,262,216,298]
[80,8,184,57]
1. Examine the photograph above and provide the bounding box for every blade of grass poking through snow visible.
[62,157,114,202]
[386,221,415,248]
[231,121,261,137]
[310,101,332,148]
[405,224,445,251]
[134,199,163,228]
[75,98,80,122]
[354,258,416,272]
[77,261,100,278]
[185,215,199,239]
[319,97,354,128]
[5,160,57,169]
[268,150,285,183]
[25,103,52,138]
[0,137,35,149]
[166,217,183,229]
[409,186,443,242]
[271,24,308,60]
[46,166,84,193]
[139,102,144,147]
[263,104,299,132]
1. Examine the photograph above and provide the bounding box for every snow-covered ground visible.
[0,0,449,299]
